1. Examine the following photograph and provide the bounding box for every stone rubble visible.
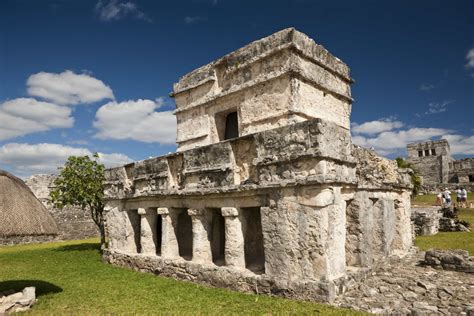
[0,287,36,314]
[439,217,471,232]
[411,206,441,236]
[334,250,474,315]
[411,206,470,236]
[424,249,474,274]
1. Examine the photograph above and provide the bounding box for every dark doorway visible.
[224,111,239,140]
[241,207,265,274]
[177,210,193,260]
[127,210,141,254]
[156,215,162,255]
[209,209,226,266]
[469,175,474,183]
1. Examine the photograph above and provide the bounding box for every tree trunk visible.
[99,222,106,252]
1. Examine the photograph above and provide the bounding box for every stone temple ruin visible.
[103,28,414,302]
[407,139,474,189]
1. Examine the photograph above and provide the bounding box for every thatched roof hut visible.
[0,170,58,237]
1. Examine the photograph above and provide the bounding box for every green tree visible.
[396,157,422,197]
[50,153,106,250]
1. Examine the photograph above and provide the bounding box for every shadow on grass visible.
[54,243,100,252]
[0,280,62,297]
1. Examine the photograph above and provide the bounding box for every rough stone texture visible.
[0,235,56,246]
[172,28,353,152]
[411,206,441,236]
[407,139,474,189]
[335,251,474,314]
[103,249,358,303]
[352,145,412,191]
[424,249,474,273]
[24,174,99,242]
[0,287,36,314]
[103,28,414,303]
[439,217,471,232]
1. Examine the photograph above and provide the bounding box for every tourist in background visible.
[442,188,451,207]
[460,187,468,208]
[455,187,463,207]
[436,190,443,206]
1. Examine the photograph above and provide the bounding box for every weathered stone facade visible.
[25,174,99,241]
[411,206,441,236]
[407,139,474,189]
[103,28,413,302]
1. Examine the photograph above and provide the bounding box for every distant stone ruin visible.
[407,139,474,190]
[25,174,98,241]
[102,28,413,302]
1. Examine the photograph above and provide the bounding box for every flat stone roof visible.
[171,28,352,96]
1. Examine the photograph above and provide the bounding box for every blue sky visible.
[0,0,473,177]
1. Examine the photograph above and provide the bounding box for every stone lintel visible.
[188,208,204,217]
[313,189,335,207]
[221,207,239,217]
[157,207,169,215]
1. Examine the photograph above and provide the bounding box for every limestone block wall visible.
[103,119,413,302]
[450,158,474,183]
[407,140,452,184]
[25,174,99,241]
[171,28,353,151]
[345,146,414,267]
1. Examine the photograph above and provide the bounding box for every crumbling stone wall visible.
[450,158,474,183]
[25,174,98,241]
[103,119,412,302]
[411,206,441,236]
[103,28,413,303]
[407,139,451,185]
[407,139,474,188]
[172,28,353,152]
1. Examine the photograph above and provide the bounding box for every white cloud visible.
[419,83,434,91]
[466,48,474,68]
[425,100,454,115]
[443,134,474,155]
[184,16,207,24]
[351,118,404,135]
[0,143,132,177]
[93,98,176,144]
[94,0,151,22]
[352,117,474,157]
[0,98,74,141]
[365,128,451,151]
[27,70,114,106]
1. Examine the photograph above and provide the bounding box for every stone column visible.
[221,207,245,269]
[158,207,179,258]
[188,208,212,263]
[138,208,157,255]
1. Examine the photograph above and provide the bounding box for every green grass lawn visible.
[0,239,363,315]
[413,193,474,255]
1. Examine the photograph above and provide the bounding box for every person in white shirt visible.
[460,187,468,208]
[456,187,463,207]
[443,188,451,207]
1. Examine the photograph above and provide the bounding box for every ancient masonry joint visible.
[103,28,413,302]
